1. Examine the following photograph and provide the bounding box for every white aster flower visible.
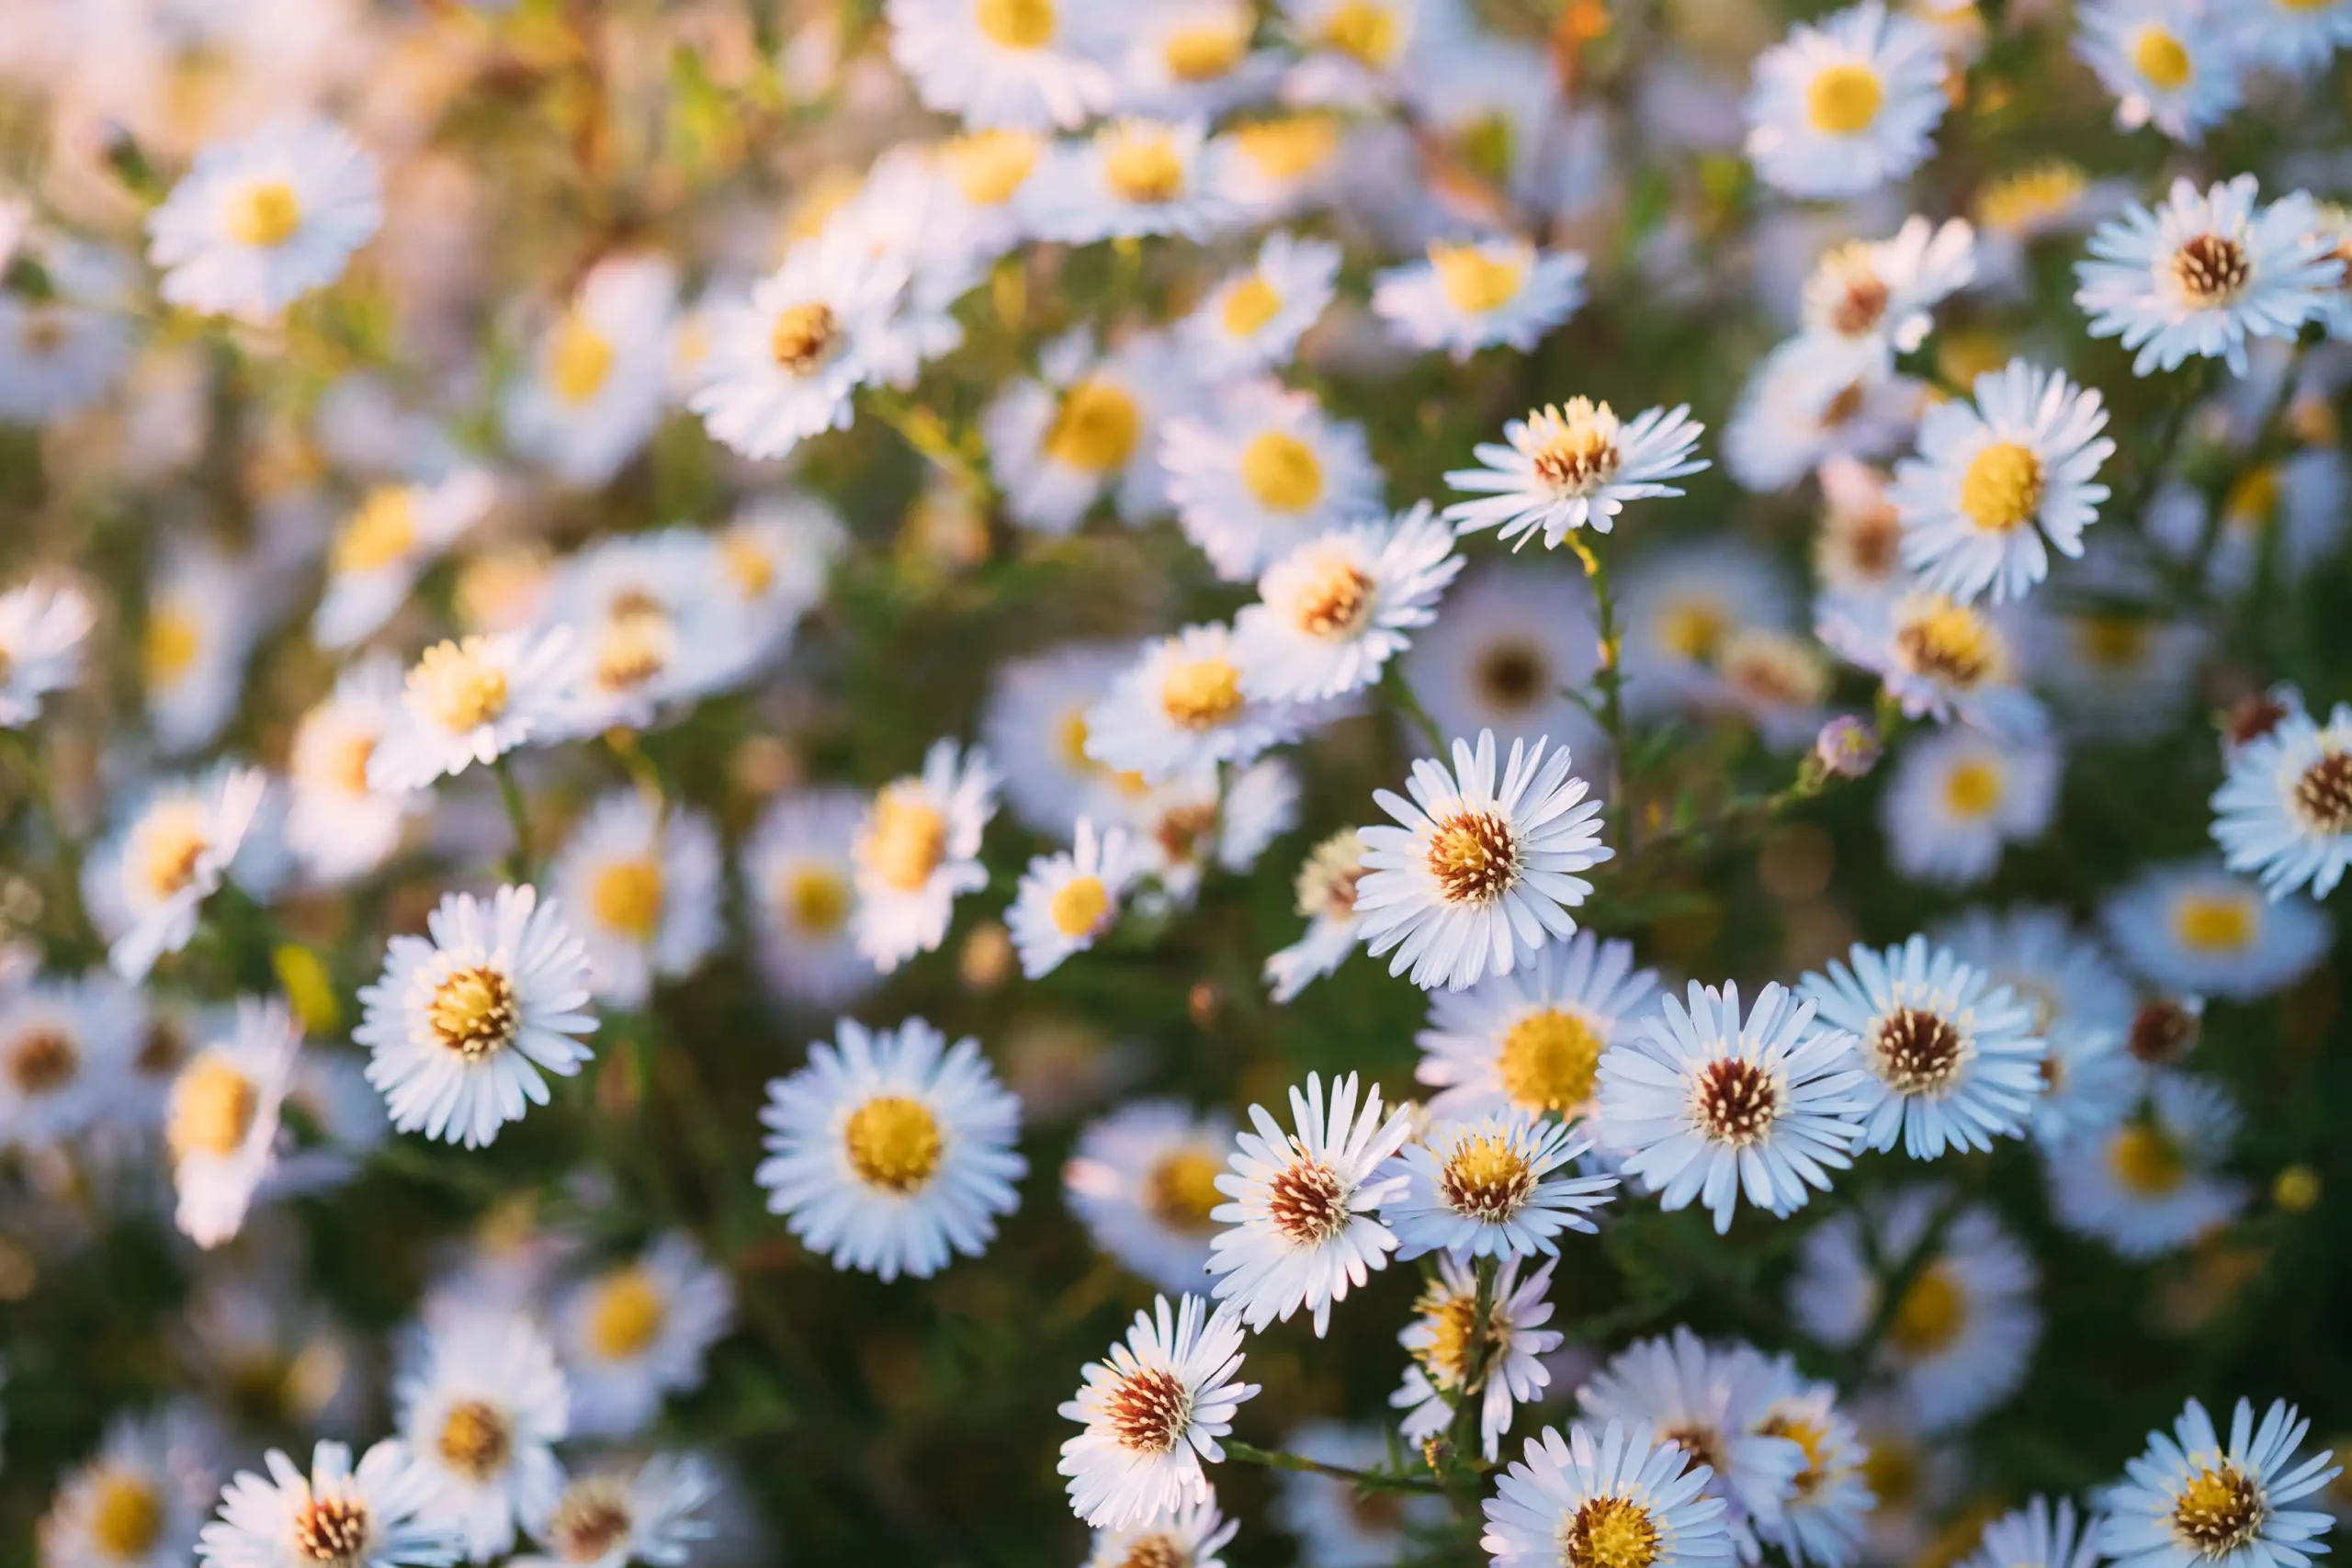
[367,630,578,794]
[1372,238,1588,361]
[1960,1497,2100,1568]
[757,1016,1026,1280]
[1233,502,1463,701]
[1816,581,2047,739]
[1354,729,1611,993]
[1416,931,1659,1122]
[885,0,1122,130]
[1085,624,1307,784]
[983,330,1197,535]
[1617,541,1801,723]
[147,118,382,321]
[1444,400,1709,549]
[1181,231,1342,378]
[1264,827,1370,1004]
[1401,563,1606,759]
[356,885,598,1149]
[2098,1399,2339,1568]
[1722,339,1925,492]
[1753,1361,1874,1568]
[1116,0,1277,119]
[689,231,910,461]
[538,529,752,736]
[144,546,269,757]
[1207,1070,1414,1335]
[2145,450,2351,599]
[1161,379,1385,581]
[1880,724,2060,886]
[286,656,418,886]
[1065,1100,1238,1294]
[85,765,284,982]
[2046,1072,2248,1258]
[0,577,93,726]
[0,976,141,1152]
[1743,3,1948,199]
[1082,1496,1238,1568]
[1382,1107,1616,1259]
[2102,858,2330,1000]
[2074,0,2244,144]
[312,469,498,650]
[502,254,677,490]
[393,1308,567,1562]
[741,787,875,1010]
[167,997,301,1251]
[2211,697,2352,899]
[510,1454,715,1568]
[850,739,999,973]
[1012,818,1144,977]
[1058,1293,1258,1529]
[1027,119,1240,244]
[1394,1255,1564,1462]
[551,1234,735,1438]
[1799,217,1978,374]
[197,1439,456,1568]
[1481,1417,1735,1568]
[42,1405,219,1568]
[2233,0,2352,73]
[1934,905,2139,1148]
[546,792,723,1010]
[983,642,1141,834]
[0,297,131,424]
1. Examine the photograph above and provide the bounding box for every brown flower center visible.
[1871,1007,1966,1097]
[2172,234,2251,308]
[1294,559,1375,638]
[291,1495,372,1566]
[2292,751,2352,831]
[1692,1057,1780,1146]
[546,1479,636,1564]
[770,303,839,373]
[7,1028,78,1095]
[1426,809,1517,906]
[1267,1157,1351,1246]
[1474,641,1547,712]
[1106,1367,1192,1454]
[2171,1464,2267,1556]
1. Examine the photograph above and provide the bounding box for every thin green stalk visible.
[1223,1440,1445,1494]
[1386,663,1449,754]
[493,756,534,884]
[1566,533,1628,800]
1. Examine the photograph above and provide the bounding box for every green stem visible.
[1385,663,1448,754]
[493,756,534,885]
[1444,1255,1501,1460]
[1222,1440,1444,1494]
[1850,1185,1969,1379]
[1566,533,1628,801]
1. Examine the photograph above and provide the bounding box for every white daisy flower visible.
[1118,756,1299,902]
[1959,1497,2100,1568]
[1009,818,1144,978]
[2145,450,2351,599]
[509,1454,715,1568]
[147,118,382,321]
[1206,1070,1414,1335]
[2104,1399,2340,1568]
[356,885,598,1149]
[986,642,1158,834]
[538,529,752,736]
[367,630,577,794]
[286,656,417,886]
[850,739,999,973]
[2075,176,2344,378]
[144,547,270,757]
[1890,359,2115,604]
[168,997,301,1251]
[707,495,843,678]
[1264,826,1369,1004]
[502,254,677,490]
[1161,379,1385,582]
[983,330,1197,535]
[1211,112,1354,218]
[2074,0,2244,144]
[0,297,131,425]
[1934,906,2139,1148]
[197,1439,456,1568]
[2211,696,2352,899]
[1372,238,1588,362]
[1394,1255,1565,1462]
[2233,0,2352,73]
[546,792,723,1010]
[756,1016,1027,1280]
[41,1405,219,1568]
[1594,979,1867,1235]
[1798,217,1978,377]
[1401,563,1605,759]
[392,1307,567,1562]
[85,765,284,982]
[1116,0,1277,119]
[2102,859,2330,1000]
[1481,1417,1735,1568]
[885,0,1122,130]
[1027,119,1240,244]
[741,787,876,1010]
[1416,931,1659,1123]
[1617,542,1801,724]
[1084,624,1307,785]
[1752,1360,1874,1568]
[0,976,141,1152]
[1057,1292,1258,1529]
[1233,502,1463,701]
[1272,1420,1451,1565]
[1180,231,1342,378]
[1354,729,1611,993]
[1382,1107,1616,1260]
[1444,400,1710,549]
[1065,1100,1238,1294]
[0,577,93,726]
[1816,581,2047,739]
[552,1234,735,1438]
[313,469,498,650]
[689,231,911,461]
[1743,2,1947,199]
[1082,1497,1238,1568]
[1722,339,1925,493]
[2046,1072,2248,1258]
[1789,1186,2040,1430]
[1880,724,2060,886]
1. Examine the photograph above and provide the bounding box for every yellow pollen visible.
[1239,431,1324,513]
[1885,1263,1967,1357]
[843,1094,944,1193]
[1439,1132,1535,1221]
[1429,241,1525,315]
[226,180,302,247]
[1220,274,1283,338]
[770,302,838,374]
[2172,1465,2268,1556]
[1974,162,2089,233]
[145,604,201,686]
[1660,601,1726,663]
[334,488,419,574]
[863,787,948,892]
[2110,1122,2189,1196]
[719,531,775,597]
[2173,892,2255,955]
[2075,614,2150,668]
[436,1400,514,1483]
[1959,442,2045,533]
[945,130,1042,207]
[1048,874,1112,937]
[138,804,210,899]
[1895,600,1997,689]
[585,1267,667,1359]
[1497,1009,1604,1113]
[1861,1438,1921,1508]
[408,638,510,732]
[1159,657,1243,730]
[1527,400,1622,493]
[425,965,518,1059]
[169,1055,257,1158]
[1102,130,1186,205]
[1760,1413,1835,1499]
[2132,26,2193,91]
[782,865,851,934]
[1163,19,1248,80]
[89,1473,164,1559]
[547,315,615,406]
[1292,558,1374,637]
[1942,758,2003,818]
[1044,378,1141,474]
[594,609,670,694]
[1229,115,1342,180]
[591,855,664,939]
[1144,1147,1226,1233]
[975,0,1056,48]
[1319,0,1401,67]
[1805,62,1884,135]
[1563,1495,1662,1568]
[291,1494,370,1566]
[1427,809,1517,905]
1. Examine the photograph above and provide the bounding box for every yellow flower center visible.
[546,1481,636,1565]
[2109,1122,2188,1196]
[1974,162,2088,234]
[1163,18,1249,80]
[548,315,616,406]
[1895,600,1998,689]
[89,1473,164,1559]
[1292,557,1374,637]
[334,488,419,575]
[226,180,302,247]
[585,1267,667,1359]
[169,1054,257,1158]
[2173,892,2255,955]
[975,0,1056,49]
[770,302,839,374]
[843,1094,944,1193]
[945,130,1042,207]
[1159,656,1243,730]
[1660,601,1726,663]
[137,804,211,899]
[425,965,519,1060]
[1439,1132,1536,1222]
[1429,241,1525,314]
[1229,115,1342,179]
[1239,431,1324,513]
[594,608,670,694]
[2075,614,2150,669]
[145,604,202,686]
[2172,1465,2268,1556]
[1044,378,1141,474]
[2132,26,2194,91]
[1319,0,1401,68]
[1143,1147,1226,1233]
[1959,442,2045,533]
[408,638,510,732]
[718,532,777,599]
[2225,465,2281,531]
[1563,1495,1662,1568]
[1527,400,1622,494]
[1048,874,1112,937]
[1805,62,1884,135]
[863,787,948,891]
[1497,1008,1604,1113]
[1861,1437,1921,1507]
[436,1400,514,1483]
[1885,1262,1967,1357]
[591,855,664,940]
[1102,129,1187,205]
[782,865,850,934]
[1220,274,1283,338]
[1760,1413,1835,1499]
[1942,758,2003,818]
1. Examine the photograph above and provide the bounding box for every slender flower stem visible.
[1566,533,1628,800]
[1444,1254,1501,1461]
[1223,1440,1445,1494]
[1385,663,1449,754]
[1850,1184,1969,1379]
[493,756,533,884]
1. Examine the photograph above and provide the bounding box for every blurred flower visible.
[547,793,722,1010]
[552,1234,734,1439]
[1064,1099,1237,1293]
[391,1307,566,1562]
[86,765,284,981]
[1162,378,1384,581]
[1179,230,1341,378]
[1086,624,1306,784]
[147,118,381,320]
[510,1454,715,1568]
[368,631,577,793]
[741,787,874,1010]
[2102,859,2329,998]
[1264,826,1369,1003]
[886,0,1121,130]
[1743,2,1947,198]
[40,1404,220,1568]
[1879,725,2059,886]
[849,739,999,973]
[167,997,300,1250]
[1373,237,1587,361]
[0,577,93,728]
[2074,0,2243,144]
[1009,818,1142,976]
[2046,1072,2248,1258]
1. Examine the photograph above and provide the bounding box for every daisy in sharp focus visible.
[1935,905,2139,1148]
[1394,1255,1565,1462]
[1444,400,1709,549]
[1880,725,2060,887]
[1482,1417,1736,1568]
[1353,728,1611,993]
[1743,2,1948,199]
[1026,119,1239,244]
[983,330,1196,535]
[0,577,93,726]
[197,1439,457,1568]
[1008,818,1144,977]
[1382,1107,1617,1259]
[1181,231,1342,378]
[885,0,1122,130]
[85,765,284,982]
[1417,931,1659,1123]
[850,739,999,973]
[2046,1072,2247,1258]
[40,1405,219,1568]
[1206,1070,1414,1336]
[2211,696,2352,898]
[285,656,418,886]
[1065,1100,1238,1294]
[502,254,677,490]
[741,787,876,1010]
[312,469,499,650]
[1959,1497,2100,1568]
[366,630,577,794]
[552,1234,735,1438]
[546,792,723,1010]
[2075,176,2343,378]
[2099,1398,2338,1568]
[1889,359,2115,604]
[508,1454,716,1568]
[1160,378,1384,582]
[1084,624,1308,785]
[391,1307,567,1562]
[1082,1497,1238,1568]
[2102,858,2330,1000]
[355,885,598,1150]
[757,1016,1026,1280]
[1798,217,1978,378]
[1233,502,1463,702]
[1372,237,1587,360]
[2074,0,2243,144]
[1264,827,1368,1003]
[167,997,301,1250]
[1592,979,1867,1235]
[1057,1293,1258,1530]
[146,118,382,321]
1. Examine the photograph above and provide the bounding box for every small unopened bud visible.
[958,921,1014,992]
[2128,995,2203,1066]
[2274,1165,2322,1213]
[1421,1434,1453,1472]
[1814,716,1881,779]
[1187,980,1222,1029]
